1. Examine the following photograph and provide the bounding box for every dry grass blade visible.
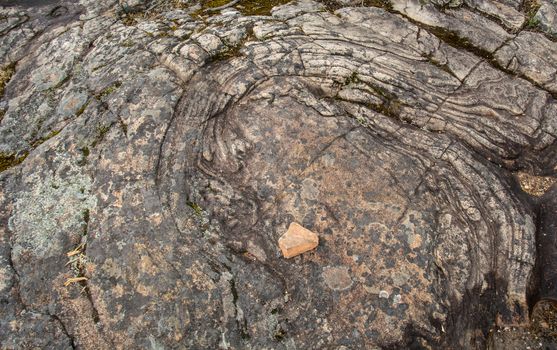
[67,243,85,257]
[64,277,88,287]
[65,256,80,266]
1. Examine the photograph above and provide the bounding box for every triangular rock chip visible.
[278,222,319,258]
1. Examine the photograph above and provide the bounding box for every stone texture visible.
[278,222,319,258]
[391,0,513,53]
[322,266,353,291]
[534,0,557,39]
[0,0,556,349]
[464,0,525,31]
[118,0,151,12]
[494,31,557,94]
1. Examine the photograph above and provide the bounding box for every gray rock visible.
[119,0,151,12]
[534,0,557,39]
[391,0,513,53]
[464,0,525,31]
[0,0,556,349]
[494,31,557,93]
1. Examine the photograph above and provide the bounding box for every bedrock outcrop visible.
[0,0,556,348]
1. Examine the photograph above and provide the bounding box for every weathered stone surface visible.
[119,0,151,12]
[494,31,557,94]
[322,266,353,291]
[391,0,513,53]
[534,0,557,39]
[278,222,319,258]
[0,0,556,348]
[465,0,525,31]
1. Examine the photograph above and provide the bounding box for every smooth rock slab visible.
[534,0,557,39]
[0,0,556,349]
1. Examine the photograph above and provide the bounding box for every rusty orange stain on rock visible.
[278,222,319,258]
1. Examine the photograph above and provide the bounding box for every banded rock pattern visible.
[0,0,556,349]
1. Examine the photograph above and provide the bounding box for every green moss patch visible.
[187,201,203,216]
[0,152,28,173]
[0,63,15,97]
[194,0,291,18]
[204,0,233,7]
[96,81,122,100]
[523,0,541,29]
[31,129,62,148]
[235,0,291,15]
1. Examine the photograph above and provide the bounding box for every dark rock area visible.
[1,0,556,348]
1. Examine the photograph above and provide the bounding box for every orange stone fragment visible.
[278,222,319,259]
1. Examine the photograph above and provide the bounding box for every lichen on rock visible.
[10,150,96,259]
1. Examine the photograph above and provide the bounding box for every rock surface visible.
[0,0,556,348]
[534,0,557,39]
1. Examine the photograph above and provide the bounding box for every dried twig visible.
[66,243,85,257]
[64,277,88,287]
